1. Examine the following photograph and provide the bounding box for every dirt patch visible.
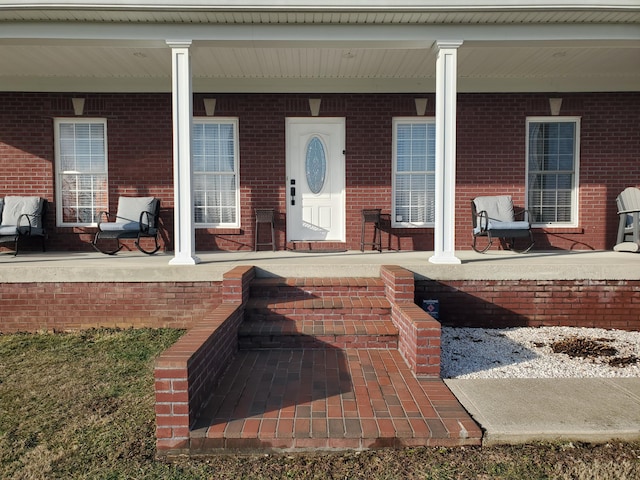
[550,336,639,368]
[551,337,618,359]
[610,356,640,368]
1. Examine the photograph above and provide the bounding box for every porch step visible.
[239,317,398,349]
[242,277,395,349]
[191,348,482,452]
[286,241,347,253]
[249,277,386,299]
[158,268,482,457]
[245,295,392,319]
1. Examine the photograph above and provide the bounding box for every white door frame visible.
[285,117,346,242]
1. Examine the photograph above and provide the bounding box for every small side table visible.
[254,208,275,251]
[360,208,382,252]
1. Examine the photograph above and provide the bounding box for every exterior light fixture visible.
[204,98,216,116]
[549,98,562,116]
[415,98,428,116]
[309,98,321,117]
[72,98,85,116]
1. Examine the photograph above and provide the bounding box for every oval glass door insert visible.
[305,136,326,194]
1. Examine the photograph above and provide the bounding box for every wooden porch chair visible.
[0,196,47,255]
[614,187,640,253]
[92,196,160,255]
[471,195,534,253]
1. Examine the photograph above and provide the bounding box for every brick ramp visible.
[191,348,480,452]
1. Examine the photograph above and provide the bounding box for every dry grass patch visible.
[0,328,187,479]
[0,329,639,479]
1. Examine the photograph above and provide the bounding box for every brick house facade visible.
[1,91,638,253]
[0,2,638,260]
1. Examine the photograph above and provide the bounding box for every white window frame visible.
[392,117,436,228]
[54,118,108,227]
[192,117,240,229]
[525,116,581,228]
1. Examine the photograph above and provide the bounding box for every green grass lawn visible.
[1,328,639,480]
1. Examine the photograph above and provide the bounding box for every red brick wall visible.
[416,279,640,331]
[1,277,638,333]
[1,92,638,252]
[155,265,255,456]
[0,281,222,333]
[457,93,640,251]
[382,265,441,377]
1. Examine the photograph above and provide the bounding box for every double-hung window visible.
[54,118,108,226]
[526,117,580,227]
[392,118,436,227]
[192,118,240,228]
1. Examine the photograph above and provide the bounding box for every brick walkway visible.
[191,348,481,452]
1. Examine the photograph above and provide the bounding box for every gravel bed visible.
[441,326,640,379]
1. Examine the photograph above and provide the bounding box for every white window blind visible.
[527,118,580,226]
[393,119,436,227]
[54,119,108,226]
[192,118,239,227]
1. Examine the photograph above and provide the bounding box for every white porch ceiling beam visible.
[3,0,640,11]
[1,23,638,45]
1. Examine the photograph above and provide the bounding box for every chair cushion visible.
[473,195,515,222]
[99,221,140,232]
[0,225,18,236]
[17,226,45,236]
[473,221,530,235]
[1,196,43,228]
[487,220,530,231]
[115,197,156,227]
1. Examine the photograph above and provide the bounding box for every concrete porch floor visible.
[2,248,640,282]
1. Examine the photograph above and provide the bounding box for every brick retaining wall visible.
[0,281,222,333]
[154,265,255,455]
[382,265,441,377]
[416,279,640,331]
[2,278,639,334]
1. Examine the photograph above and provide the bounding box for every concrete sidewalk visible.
[445,378,640,445]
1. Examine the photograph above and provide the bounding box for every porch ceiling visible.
[1,41,638,93]
[0,2,639,93]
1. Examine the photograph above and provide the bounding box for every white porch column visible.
[167,40,200,265]
[429,40,463,265]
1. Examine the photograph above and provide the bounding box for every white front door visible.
[286,118,345,242]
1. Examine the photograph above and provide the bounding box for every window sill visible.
[57,225,96,232]
[533,227,584,234]
[390,226,433,230]
[196,227,242,235]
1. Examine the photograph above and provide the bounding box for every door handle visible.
[290,187,296,197]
